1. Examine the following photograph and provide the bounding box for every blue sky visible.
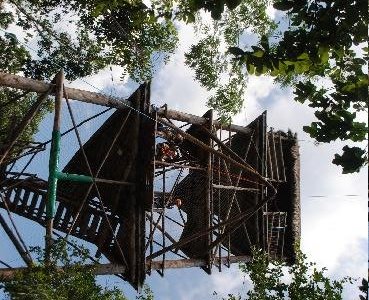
[0,4,368,300]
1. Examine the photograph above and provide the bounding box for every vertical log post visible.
[260,112,267,251]
[205,110,213,273]
[217,127,222,272]
[45,72,93,262]
[160,166,166,276]
[45,70,64,262]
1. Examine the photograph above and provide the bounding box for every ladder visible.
[264,211,287,259]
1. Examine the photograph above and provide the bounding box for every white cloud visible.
[151,24,211,116]
[266,5,277,19]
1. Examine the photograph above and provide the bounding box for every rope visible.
[215,129,255,243]
[148,190,275,260]
[0,151,38,188]
[146,168,184,251]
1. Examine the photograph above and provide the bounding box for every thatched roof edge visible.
[284,137,301,264]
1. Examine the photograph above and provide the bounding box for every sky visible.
[0,4,368,300]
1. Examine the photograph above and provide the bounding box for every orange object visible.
[158,143,177,161]
[175,198,182,207]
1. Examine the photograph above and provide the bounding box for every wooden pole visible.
[45,70,64,263]
[156,108,250,134]
[200,125,252,167]
[0,256,252,279]
[205,110,213,273]
[0,72,250,134]
[153,161,205,171]
[0,213,33,266]
[0,72,131,110]
[212,184,259,192]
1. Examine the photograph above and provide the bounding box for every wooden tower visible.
[0,71,300,289]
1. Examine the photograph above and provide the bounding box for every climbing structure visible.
[0,71,300,289]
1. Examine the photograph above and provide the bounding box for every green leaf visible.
[341,83,356,92]
[247,63,255,74]
[225,0,242,10]
[228,47,245,56]
[318,46,329,63]
[297,52,309,60]
[252,50,264,58]
[210,1,225,20]
[5,32,17,42]
[303,125,317,137]
[332,146,367,174]
[91,3,106,17]
[273,1,294,11]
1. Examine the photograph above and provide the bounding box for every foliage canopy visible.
[218,247,364,300]
[229,0,368,173]
[0,0,367,172]
[0,240,128,300]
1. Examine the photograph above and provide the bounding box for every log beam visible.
[156,108,250,134]
[0,72,250,134]
[0,256,252,279]
[0,72,131,110]
[212,184,259,192]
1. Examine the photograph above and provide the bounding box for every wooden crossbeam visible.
[0,72,250,134]
[212,184,259,192]
[0,71,131,110]
[0,256,252,280]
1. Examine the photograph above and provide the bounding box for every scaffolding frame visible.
[0,70,290,288]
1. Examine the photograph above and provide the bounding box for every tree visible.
[2,0,271,123]
[0,14,53,162]
[1,0,367,172]
[2,0,178,81]
[149,0,368,173]
[358,278,368,300]
[170,0,367,173]
[0,239,155,300]
[225,0,368,173]
[0,239,128,300]
[0,0,177,161]
[147,0,275,122]
[217,247,361,300]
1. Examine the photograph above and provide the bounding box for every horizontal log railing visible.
[0,256,252,280]
[0,72,250,134]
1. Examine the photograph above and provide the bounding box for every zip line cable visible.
[42,107,113,145]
